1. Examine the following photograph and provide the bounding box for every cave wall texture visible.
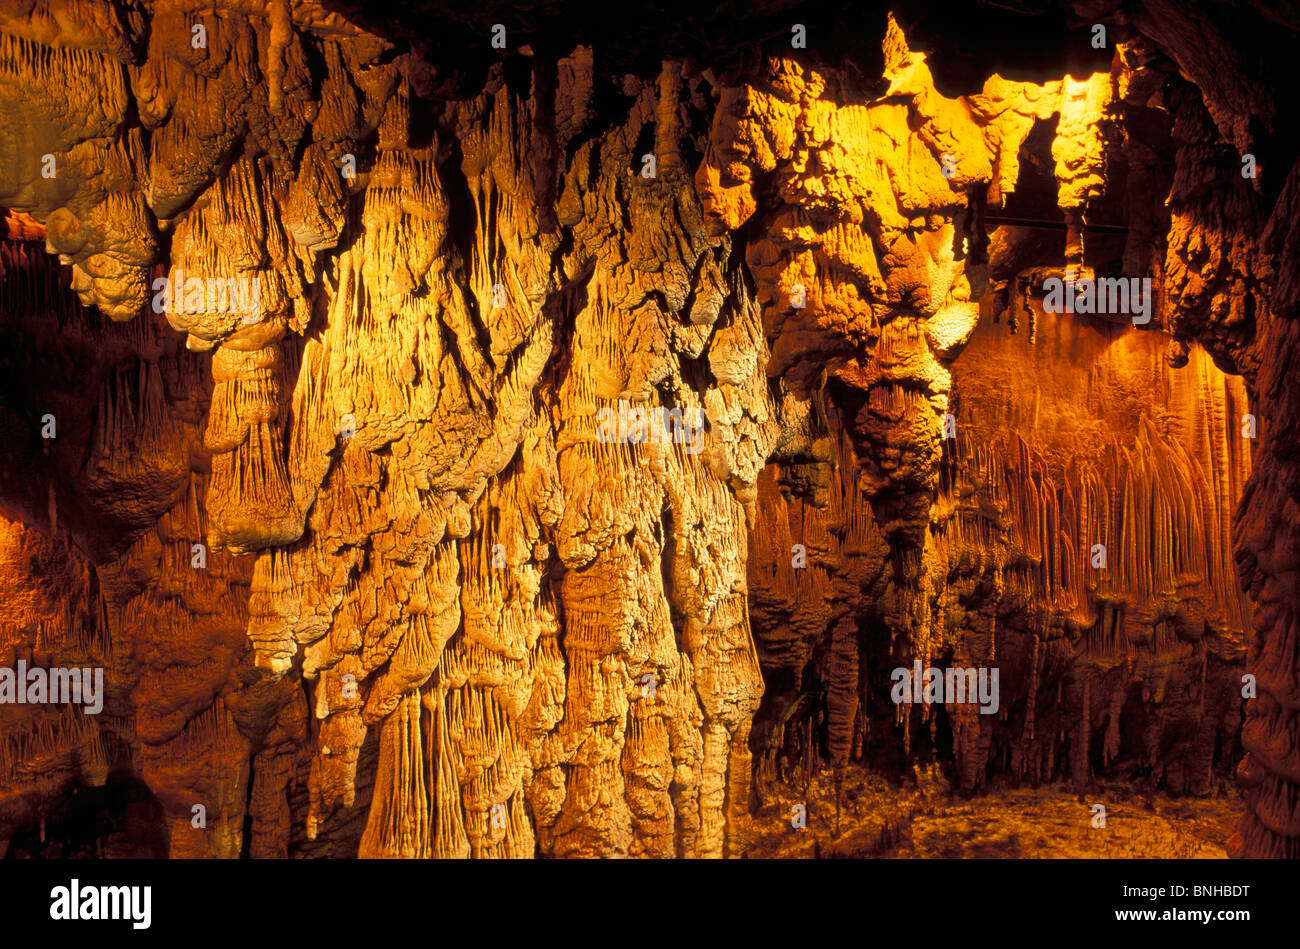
[0,0,1295,859]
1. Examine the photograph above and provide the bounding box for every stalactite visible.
[0,0,1289,861]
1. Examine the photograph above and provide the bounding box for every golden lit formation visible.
[0,1,1291,871]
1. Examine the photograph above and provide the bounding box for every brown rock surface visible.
[0,0,1293,859]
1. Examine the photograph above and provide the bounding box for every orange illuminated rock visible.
[0,1,1291,861]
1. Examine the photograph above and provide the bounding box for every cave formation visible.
[0,0,1294,860]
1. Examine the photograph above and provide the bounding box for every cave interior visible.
[0,0,1296,860]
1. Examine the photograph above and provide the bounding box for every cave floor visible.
[744,765,1240,859]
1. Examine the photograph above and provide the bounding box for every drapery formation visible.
[0,1,1293,858]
